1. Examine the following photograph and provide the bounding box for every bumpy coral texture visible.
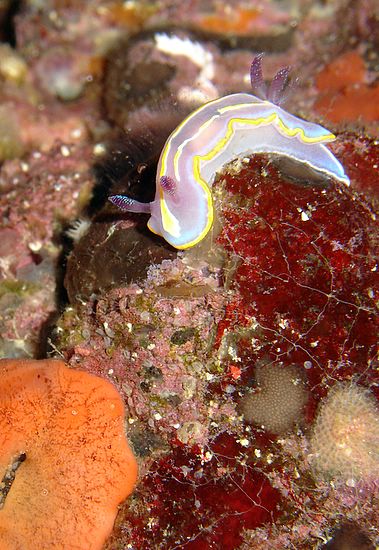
[309,383,379,485]
[239,363,308,434]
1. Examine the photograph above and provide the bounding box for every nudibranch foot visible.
[108,195,151,214]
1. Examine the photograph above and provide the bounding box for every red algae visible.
[335,135,379,198]
[113,433,280,550]
[216,154,378,400]
[70,145,378,549]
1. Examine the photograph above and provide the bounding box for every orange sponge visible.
[0,358,137,550]
[315,50,379,123]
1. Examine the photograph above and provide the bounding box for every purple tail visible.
[108,195,151,214]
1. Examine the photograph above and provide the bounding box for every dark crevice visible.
[0,452,26,509]
[1,0,22,46]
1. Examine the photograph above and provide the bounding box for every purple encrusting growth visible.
[0,143,94,357]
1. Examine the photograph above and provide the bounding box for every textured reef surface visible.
[0,1,378,549]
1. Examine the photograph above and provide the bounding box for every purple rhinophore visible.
[250,53,267,100]
[250,54,294,106]
[267,66,290,105]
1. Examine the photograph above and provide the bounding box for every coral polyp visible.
[309,382,379,486]
[239,362,308,434]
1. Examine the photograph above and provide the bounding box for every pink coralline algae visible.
[59,259,231,447]
[0,49,94,155]
[0,143,94,357]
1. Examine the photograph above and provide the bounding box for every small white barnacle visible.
[65,218,91,242]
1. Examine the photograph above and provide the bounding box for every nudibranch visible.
[109,54,350,249]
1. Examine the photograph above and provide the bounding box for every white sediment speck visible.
[60,145,70,157]
[93,142,106,156]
